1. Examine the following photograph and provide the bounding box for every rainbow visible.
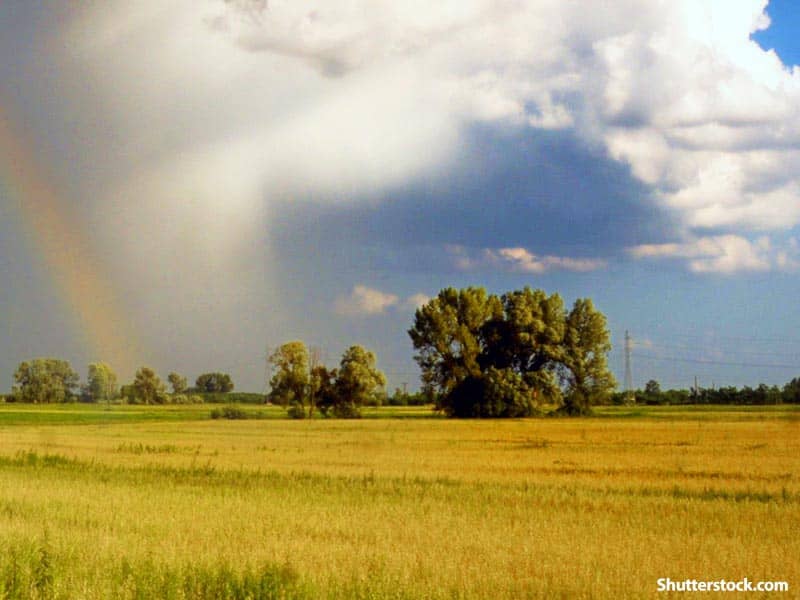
[0,102,142,376]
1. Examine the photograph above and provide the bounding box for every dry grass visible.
[0,405,798,598]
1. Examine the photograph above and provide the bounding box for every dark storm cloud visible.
[269,126,678,277]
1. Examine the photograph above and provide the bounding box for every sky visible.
[1,0,800,393]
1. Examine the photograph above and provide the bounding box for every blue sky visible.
[752,0,800,66]
[2,1,800,393]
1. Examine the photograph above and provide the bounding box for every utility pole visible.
[624,330,635,406]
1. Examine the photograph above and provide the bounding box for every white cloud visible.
[335,286,430,316]
[450,246,606,274]
[212,0,800,241]
[629,234,800,273]
[492,247,607,273]
[335,285,399,316]
[404,293,431,310]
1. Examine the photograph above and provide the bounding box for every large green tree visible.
[85,362,118,403]
[558,298,616,414]
[13,358,79,403]
[268,341,310,411]
[410,287,615,417]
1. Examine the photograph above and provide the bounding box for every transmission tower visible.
[624,330,635,405]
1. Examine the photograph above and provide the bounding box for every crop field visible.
[0,404,798,598]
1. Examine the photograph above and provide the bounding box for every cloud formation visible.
[335,285,398,316]
[52,0,800,279]
[213,1,800,232]
[489,248,607,274]
[448,245,606,274]
[629,234,799,273]
[335,285,430,316]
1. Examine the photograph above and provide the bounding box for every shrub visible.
[210,406,248,420]
[195,392,264,404]
[332,402,361,419]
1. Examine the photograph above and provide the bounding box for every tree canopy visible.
[333,345,386,417]
[268,341,310,409]
[195,372,234,393]
[168,372,188,394]
[408,287,501,398]
[557,298,615,414]
[409,286,615,417]
[130,367,167,405]
[13,358,80,403]
[85,362,118,403]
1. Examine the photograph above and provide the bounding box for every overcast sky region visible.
[2,0,800,392]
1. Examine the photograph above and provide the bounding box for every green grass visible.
[194,392,266,404]
[0,402,438,426]
[593,403,800,420]
[4,402,796,428]
[0,403,214,426]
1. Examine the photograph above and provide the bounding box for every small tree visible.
[640,379,662,405]
[168,372,188,394]
[558,298,616,415]
[644,380,661,395]
[195,372,234,393]
[131,367,167,405]
[334,345,386,417]
[85,362,118,404]
[268,341,310,413]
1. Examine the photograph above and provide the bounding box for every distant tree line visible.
[7,287,798,416]
[5,358,237,405]
[615,378,800,405]
[409,287,616,417]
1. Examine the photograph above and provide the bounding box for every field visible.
[0,404,798,598]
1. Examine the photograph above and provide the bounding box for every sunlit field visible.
[1,404,798,598]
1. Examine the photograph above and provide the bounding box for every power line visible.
[640,341,800,360]
[665,332,800,345]
[635,353,798,370]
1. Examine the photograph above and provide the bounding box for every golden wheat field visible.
[0,404,798,598]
